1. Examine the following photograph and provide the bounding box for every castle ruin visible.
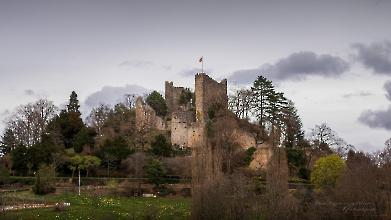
[135,73,272,170]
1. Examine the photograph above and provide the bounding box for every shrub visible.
[150,134,172,157]
[33,164,56,195]
[145,159,166,188]
[146,91,168,117]
[298,167,310,180]
[0,165,10,184]
[179,88,193,105]
[244,147,256,166]
[311,154,345,190]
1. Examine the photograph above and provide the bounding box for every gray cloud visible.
[24,89,35,96]
[84,84,149,109]
[118,60,155,68]
[229,51,349,84]
[0,110,10,116]
[359,80,391,130]
[352,41,391,74]
[358,106,391,130]
[179,68,212,77]
[384,80,391,101]
[342,91,373,99]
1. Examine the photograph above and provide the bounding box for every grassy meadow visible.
[0,190,191,220]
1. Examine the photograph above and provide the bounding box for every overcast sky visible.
[1,0,391,152]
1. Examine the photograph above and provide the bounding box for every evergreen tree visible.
[1,129,17,154]
[67,91,80,114]
[150,134,172,157]
[73,127,96,153]
[251,76,275,128]
[146,91,168,117]
[282,100,304,148]
[98,136,133,168]
[50,91,85,149]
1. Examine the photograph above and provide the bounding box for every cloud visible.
[352,41,391,74]
[84,84,149,109]
[179,68,212,77]
[342,91,373,99]
[358,81,391,130]
[24,89,35,96]
[358,107,391,130]
[118,60,155,68]
[384,80,391,101]
[229,51,349,84]
[0,110,10,116]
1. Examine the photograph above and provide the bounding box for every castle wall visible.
[135,97,166,131]
[171,111,194,147]
[187,123,205,148]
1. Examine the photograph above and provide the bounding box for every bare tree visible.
[6,99,57,147]
[86,104,111,137]
[123,94,137,109]
[229,88,253,120]
[122,152,148,177]
[308,123,354,158]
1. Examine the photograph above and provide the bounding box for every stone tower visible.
[165,81,186,115]
[194,73,228,123]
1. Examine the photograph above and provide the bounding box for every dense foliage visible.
[311,154,345,189]
[146,91,168,117]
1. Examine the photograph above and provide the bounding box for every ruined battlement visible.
[165,81,186,114]
[135,97,166,131]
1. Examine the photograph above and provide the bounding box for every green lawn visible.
[0,191,191,220]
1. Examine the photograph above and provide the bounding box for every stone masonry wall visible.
[171,111,195,147]
[135,97,166,131]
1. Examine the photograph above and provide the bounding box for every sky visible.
[1,0,391,152]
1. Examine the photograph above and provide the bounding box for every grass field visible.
[0,190,191,220]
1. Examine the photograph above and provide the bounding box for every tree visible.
[25,134,60,173]
[145,159,167,188]
[150,134,172,157]
[179,88,193,105]
[374,138,391,167]
[229,88,253,119]
[99,103,136,147]
[87,104,111,137]
[311,154,345,189]
[6,99,57,147]
[122,152,148,177]
[69,155,101,177]
[1,129,17,155]
[98,136,133,172]
[73,127,96,153]
[309,123,354,158]
[0,164,10,184]
[123,94,137,109]
[51,92,85,149]
[11,144,28,175]
[281,100,303,148]
[267,92,289,146]
[69,155,83,179]
[146,91,168,117]
[67,91,80,113]
[33,164,56,195]
[251,75,275,128]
